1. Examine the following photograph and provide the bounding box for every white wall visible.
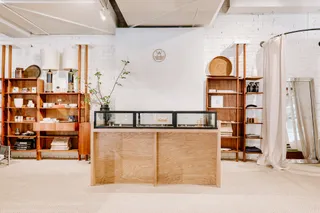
[205,13,320,159]
[115,28,204,110]
[205,13,320,119]
[1,12,320,159]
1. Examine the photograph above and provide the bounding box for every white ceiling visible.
[227,0,320,14]
[1,0,319,38]
[116,0,225,26]
[0,0,116,38]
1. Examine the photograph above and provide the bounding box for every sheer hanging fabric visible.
[257,35,288,169]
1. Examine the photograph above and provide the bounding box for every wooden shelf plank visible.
[208,92,243,95]
[7,107,36,109]
[39,149,78,152]
[208,107,243,110]
[40,135,78,138]
[246,107,263,110]
[6,135,36,138]
[39,107,79,110]
[6,78,38,81]
[6,93,37,95]
[39,92,82,95]
[246,151,262,154]
[221,121,243,124]
[221,136,243,139]
[6,121,36,124]
[246,137,263,139]
[221,149,238,153]
[207,76,243,80]
[11,149,36,152]
[246,92,263,95]
[246,76,263,80]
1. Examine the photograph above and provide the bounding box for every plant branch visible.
[108,62,128,99]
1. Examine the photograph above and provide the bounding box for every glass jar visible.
[15,68,24,78]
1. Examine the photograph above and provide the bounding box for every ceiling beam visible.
[0,15,31,37]
[108,0,128,28]
[208,0,225,27]
[1,0,96,3]
[1,4,49,35]
[8,4,114,34]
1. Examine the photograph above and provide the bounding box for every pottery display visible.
[14,98,23,108]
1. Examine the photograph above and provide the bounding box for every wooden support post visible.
[235,44,239,162]
[78,45,82,92]
[243,44,247,162]
[84,45,89,122]
[78,45,82,161]
[8,45,12,78]
[1,45,6,145]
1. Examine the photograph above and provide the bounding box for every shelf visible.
[6,93,37,95]
[208,107,243,110]
[39,92,82,95]
[40,135,78,138]
[39,149,78,153]
[246,137,263,139]
[221,121,243,124]
[6,121,35,124]
[7,107,37,109]
[246,123,263,124]
[246,77,263,80]
[221,149,238,153]
[246,92,263,95]
[6,78,38,81]
[246,107,263,110]
[6,135,36,138]
[11,149,36,152]
[208,92,243,95]
[246,151,262,154]
[221,136,243,139]
[40,107,79,110]
[207,76,243,80]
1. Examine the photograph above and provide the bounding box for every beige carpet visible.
[1,160,320,213]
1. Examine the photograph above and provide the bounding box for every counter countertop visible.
[92,128,219,133]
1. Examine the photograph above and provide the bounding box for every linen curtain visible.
[257,35,288,169]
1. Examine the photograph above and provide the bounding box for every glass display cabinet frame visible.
[94,111,217,129]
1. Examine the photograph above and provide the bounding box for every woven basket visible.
[209,56,232,76]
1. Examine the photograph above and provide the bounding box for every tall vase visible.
[100,104,110,111]
[100,104,110,126]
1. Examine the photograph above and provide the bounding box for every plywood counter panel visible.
[92,128,220,187]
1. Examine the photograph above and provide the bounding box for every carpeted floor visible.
[1,160,320,213]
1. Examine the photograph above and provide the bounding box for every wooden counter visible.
[91,128,221,187]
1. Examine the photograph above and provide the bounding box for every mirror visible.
[286,78,319,163]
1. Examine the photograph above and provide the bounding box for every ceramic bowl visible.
[14,98,23,108]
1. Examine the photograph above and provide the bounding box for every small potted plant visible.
[84,60,130,111]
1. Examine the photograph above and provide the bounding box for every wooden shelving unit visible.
[243,73,264,161]
[206,45,244,162]
[1,44,91,160]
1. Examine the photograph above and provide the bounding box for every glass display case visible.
[136,112,174,128]
[176,111,216,128]
[94,111,134,128]
[94,111,217,129]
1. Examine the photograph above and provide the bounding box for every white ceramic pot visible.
[14,98,23,108]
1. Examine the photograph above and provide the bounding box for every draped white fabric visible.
[257,35,288,169]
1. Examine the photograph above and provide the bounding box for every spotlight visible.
[100,8,106,21]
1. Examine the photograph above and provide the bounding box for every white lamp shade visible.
[40,48,60,70]
[63,47,78,70]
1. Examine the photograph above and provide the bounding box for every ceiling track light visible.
[100,7,106,21]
